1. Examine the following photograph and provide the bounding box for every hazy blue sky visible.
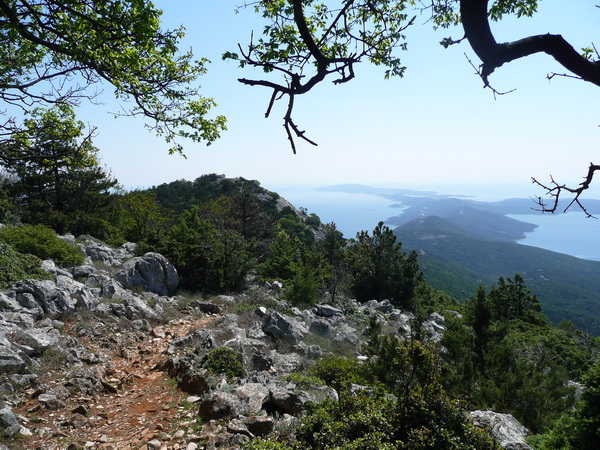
[76,1,599,198]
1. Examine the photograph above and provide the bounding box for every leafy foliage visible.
[0,0,226,155]
[348,221,422,308]
[0,243,50,288]
[441,276,599,432]
[202,347,246,379]
[0,224,83,266]
[151,206,252,293]
[2,105,118,236]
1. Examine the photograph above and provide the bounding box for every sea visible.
[268,184,600,262]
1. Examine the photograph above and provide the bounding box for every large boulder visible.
[114,252,178,296]
[261,312,308,343]
[10,280,76,318]
[0,407,25,436]
[469,410,532,449]
[199,391,242,420]
[11,327,61,356]
[82,240,119,267]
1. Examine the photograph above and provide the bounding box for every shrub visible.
[0,243,51,289]
[0,224,84,266]
[310,355,367,392]
[202,347,246,379]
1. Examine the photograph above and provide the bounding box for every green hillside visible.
[395,216,600,335]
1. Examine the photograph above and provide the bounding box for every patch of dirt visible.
[12,315,220,449]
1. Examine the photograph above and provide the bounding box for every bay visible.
[268,184,600,261]
[509,213,600,261]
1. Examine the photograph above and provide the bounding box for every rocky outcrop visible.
[114,252,179,296]
[470,410,532,449]
[0,236,521,449]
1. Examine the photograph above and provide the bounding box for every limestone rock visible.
[199,391,242,420]
[41,260,74,279]
[11,279,76,318]
[113,252,178,296]
[245,415,275,436]
[261,311,307,342]
[0,406,24,436]
[235,383,270,413]
[56,276,99,310]
[312,304,343,317]
[470,410,532,449]
[0,346,27,374]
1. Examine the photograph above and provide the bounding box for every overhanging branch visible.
[460,0,600,87]
[532,163,600,218]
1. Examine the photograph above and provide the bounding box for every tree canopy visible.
[0,0,226,158]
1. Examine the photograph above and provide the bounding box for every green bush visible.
[0,224,84,266]
[310,355,367,392]
[202,347,246,379]
[0,243,51,289]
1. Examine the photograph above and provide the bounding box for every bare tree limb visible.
[531,163,600,218]
[460,0,600,88]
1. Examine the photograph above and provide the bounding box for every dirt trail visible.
[13,315,218,450]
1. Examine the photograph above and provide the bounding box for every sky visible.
[73,1,600,199]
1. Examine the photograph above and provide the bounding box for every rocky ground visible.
[0,238,533,449]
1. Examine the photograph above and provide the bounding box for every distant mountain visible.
[395,216,600,335]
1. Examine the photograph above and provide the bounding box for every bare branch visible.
[531,163,600,218]
[464,53,516,98]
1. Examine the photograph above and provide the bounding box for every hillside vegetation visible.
[0,173,599,448]
[395,216,600,335]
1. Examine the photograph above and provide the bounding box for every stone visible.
[332,323,359,347]
[0,407,22,436]
[312,304,343,317]
[264,388,303,415]
[113,252,178,296]
[72,265,98,278]
[156,357,210,396]
[38,393,66,410]
[227,418,253,437]
[198,391,242,420]
[82,240,118,267]
[1,312,35,329]
[170,329,216,351]
[235,383,270,413]
[12,327,62,355]
[56,276,99,310]
[41,259,74,279]
[0,346,27,374]
[12,279,76,317]
[469,410,532,449]
[244,415,275,436]
[375,299,394,314]
[261,311,308,342]
[194,302,221,314]
[308,319,332,338]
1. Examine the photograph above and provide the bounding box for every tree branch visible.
[460,0,600,87]
[532,163,600,218]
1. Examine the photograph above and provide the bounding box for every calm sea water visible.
[268,184,600,261]
[268,185,404,238]
[508,213,600,261]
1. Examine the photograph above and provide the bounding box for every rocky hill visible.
[0,238,534,449]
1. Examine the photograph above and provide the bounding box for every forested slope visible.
[395,216,600,335]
